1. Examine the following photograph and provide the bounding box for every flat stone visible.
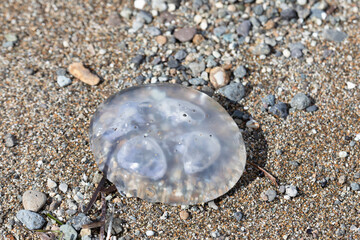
[261,94,275,108]
[174,50,187,61]
[68,213,92,231]
[59,182,68,193]
[350,183,360,191]
[22,190,47,212]
[234,65,247,78]
[188,61,205,77]
[47,178,57,189]
[218,82,246,102]
[306,105,318,112]
[323,29,347,42]
[189,78,206,86]
[236,20,252,37]
[60,224,78,240]
[174,27,196,42]
[285,185,298,197]
[57,75,72,87]
[252,43,271,56]
[281,8,298,20]
[146,230,155,237]
[210,67,229,89]
[106,12,121,27]
[146,27,161,36]
[265,189,277,202]
[16,210,45,230]
[290,93,311,110]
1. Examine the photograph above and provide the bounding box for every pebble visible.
[59,182,68,193]
[68,62,100,86]
[47,178,57,189]
[57,75,72,87]
[291,48,303,58]
[209,67,229,89]
[234,65,247,78]
[16,210,45,230]
[283,49,291,58]
[146,230,155,237]
[146,27,161,36]
[213,26,227,37]
[5,133,16,147]
[120,7,132,19]
[246,119,260,129]
[306,105,318,112]
[106,12,121,27]
[168,58,180,68]
[252,43,271,56]
[338,151,348,158]
[218,82,246,102]
[211,230,220,238]
[174,50,187,61]
[279,185,286,194]
[350,182,360,191]
[265,189,277,202]
[261,94,275,108]
[192,34,204,45]
[253,5,264,16]
[134,0,146,10]
[297,0,307,5]
[269,102,289,118]
[105,218,123,235]
[290,93,311,110]
[68,213,92,231]
[285,185,298,197]
[281,8,298,20]
[179,210,190,220]
[5,33,17,43]
[188,61,205,77]
[60,224,78,240]
[152,0,167,12]
[233,212,243,221]
[346,82,356,89]
[131,55,145,67]
[22,190,47,212]
[155,35,167,45]
[137,11,153,24]
[208,200,219,210]
[355,173,360,179]
[323,29,347,42]
[189,78,206,86]
[174,27,196,42]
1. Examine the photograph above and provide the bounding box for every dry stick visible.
[106,205,115,240]
[83,176,107,213]
[100,192,107,240]
[248,161,278,187]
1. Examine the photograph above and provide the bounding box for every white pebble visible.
[146,230,155,236]
[47,178,57,189]
[200,20,208,30]
[168,3,176,12]
[283,49,291,58]
[194,15,202,24]
[212,51,221,58]
[306,57,314,64]
[59,183,68,193]
[134,0,146,9]
[355,133,360,141]
[208,200,219,210]
[346,82,356,89]
[285,185,298,197]
[338,151,348,158]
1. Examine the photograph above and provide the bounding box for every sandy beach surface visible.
[0,0,359,239]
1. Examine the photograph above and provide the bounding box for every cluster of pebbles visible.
[1,0,359,239]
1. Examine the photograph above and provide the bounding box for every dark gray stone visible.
[174,50,187,61]
[253,5,264,16]
[218,82,246,102]
[232,110,250,121]
[290,93,311,110]
[168,58,180,68]
[269,102,288,118]
[151,57,162,65]
[131,55,145,66]
[281,8,298,20]
[213,26,227,37]
[16,210,45,230]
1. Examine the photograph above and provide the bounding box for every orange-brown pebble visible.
[192,34,204,45]
[68,62,100,86]
[209,67,229,89]
[155,35,167,45]
[180,210,190,220]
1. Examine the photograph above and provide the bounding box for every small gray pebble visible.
[269,102,289,118]
[234,211,243,221]
[137,11,153,24]
[56,68,67,76]
[236,20,252,37]
[174,50,187,61]
[306,105,319,112]
[60,224,78,240]
[349,141,356,147]
[168,58,180,68]
[5,133,16,147]
[189,78,206,86]
[285,185,298,197]
[291,48,303,58]
[261,94,275,108]
[252,43,271,56]
[253,5,264,16]
[234,65,247,78]
[289,161,300,167]
[350,182,360,191]
[68,213,92,231]
[265,189,277,202]
[213,26,227,37]
[146,27,161,36]
[323,29,347,42]
[57,75,72,87]
[131,55,145,66]
[279,185,286,194]
[16,210,45,230]
[188,61,205,76]
[151,57,162,65]
[354,173,360,179]
[218,82,245,102]
[275,149,283,155]
[290,93,311,110]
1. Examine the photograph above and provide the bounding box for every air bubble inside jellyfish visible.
[89,84,246,205]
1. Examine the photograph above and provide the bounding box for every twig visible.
[82,221,105,229]
[83,176,106,213]
[106,205,115,240]
[100,192,107,240]
[45,213,64,226]
[248,161,279,187]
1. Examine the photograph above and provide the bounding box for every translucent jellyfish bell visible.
[89,84,246,205]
